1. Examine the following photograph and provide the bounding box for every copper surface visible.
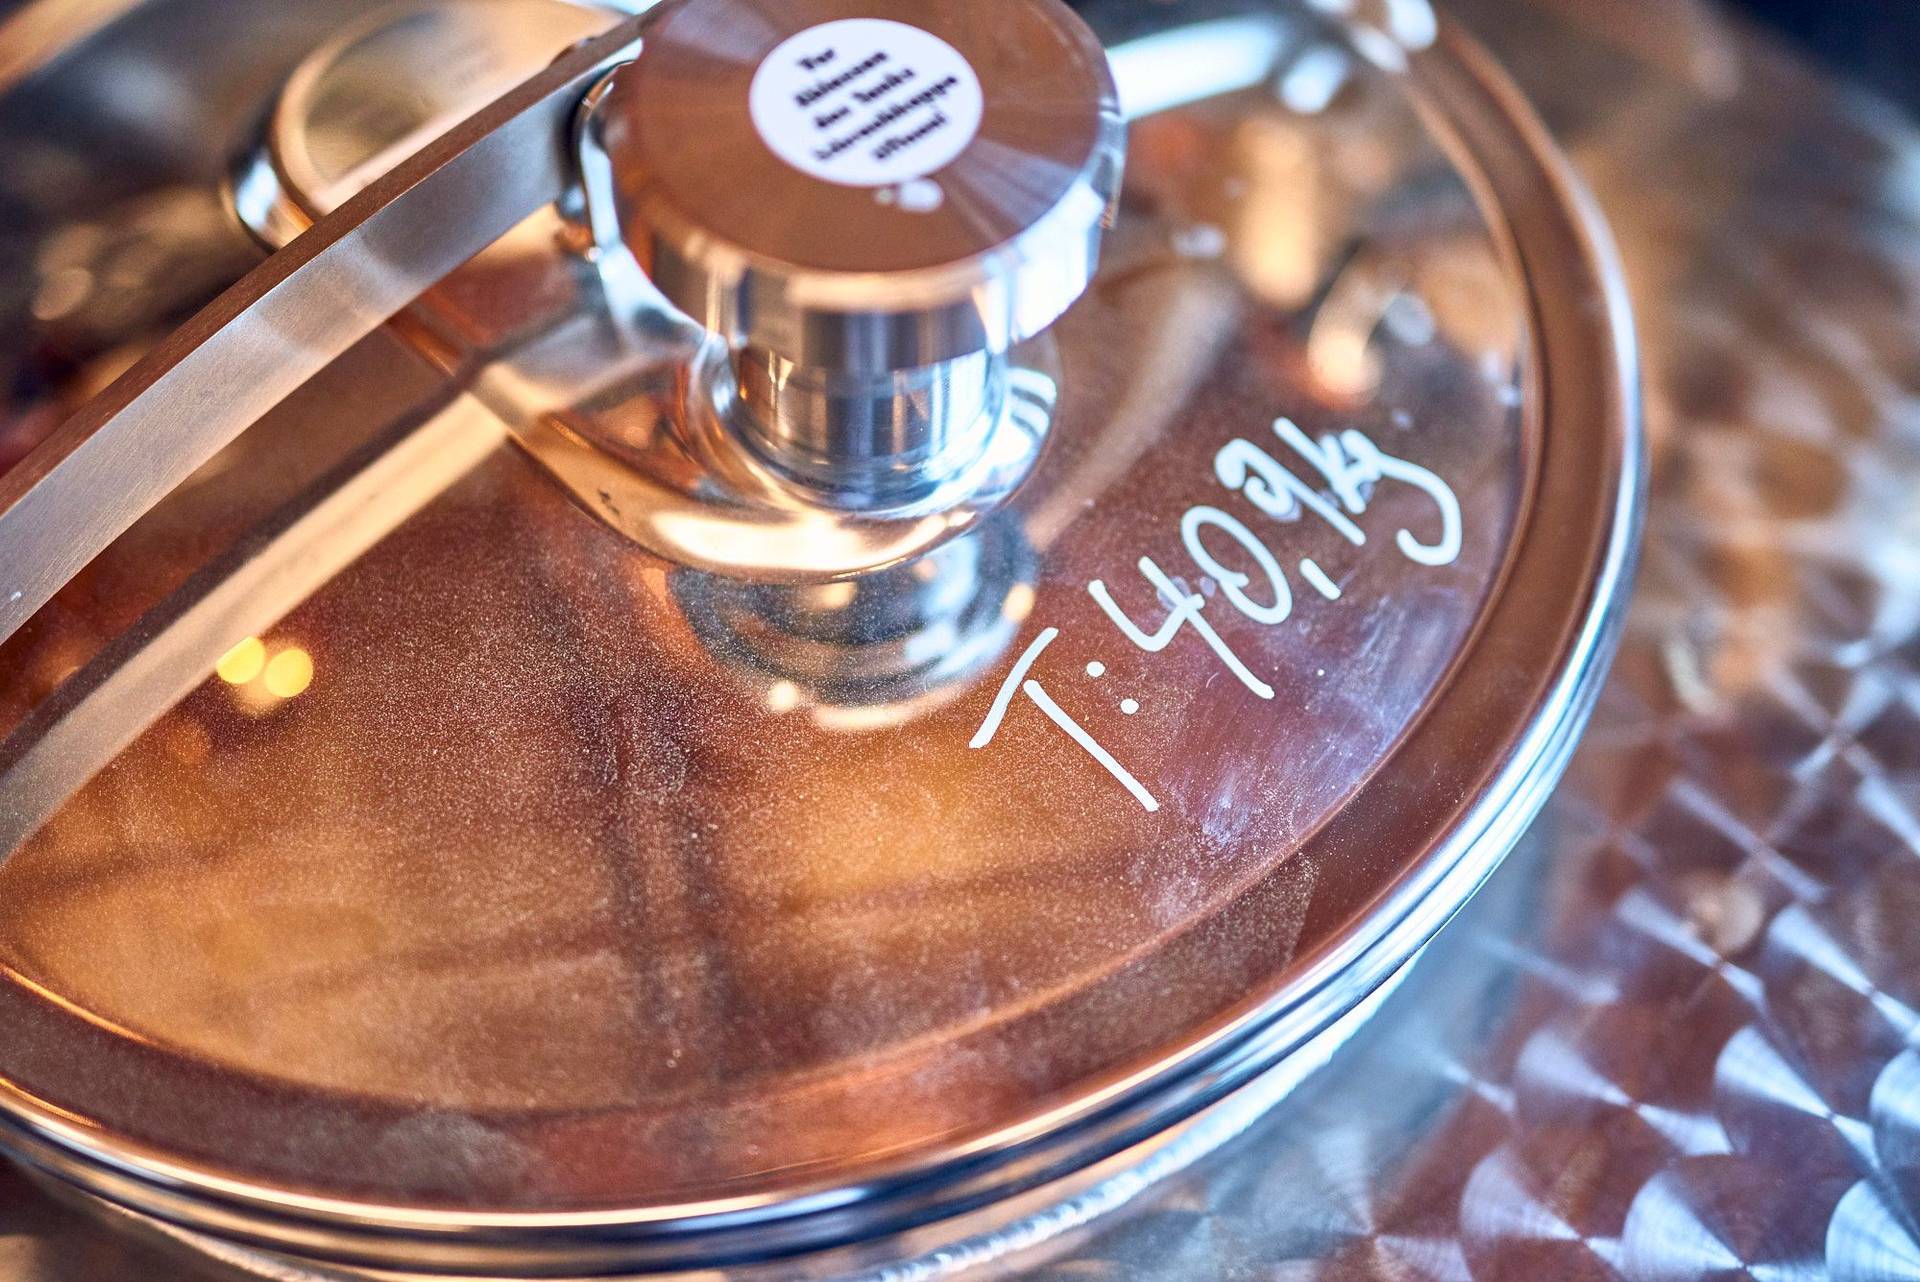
[0,0,1908,1275]
[0,24,1546,1210]
[0,0,1688,1276]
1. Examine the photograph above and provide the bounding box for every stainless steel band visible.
[0,14,649,651]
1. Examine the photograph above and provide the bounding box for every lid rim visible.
[0,2,1645,1273]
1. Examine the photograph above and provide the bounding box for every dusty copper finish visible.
[3,0,1916,1276]
[0,0,1640,1276]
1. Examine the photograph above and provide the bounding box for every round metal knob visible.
[581,0,1124,507]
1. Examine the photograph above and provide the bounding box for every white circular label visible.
[748,19,985,188]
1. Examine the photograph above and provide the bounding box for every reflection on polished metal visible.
[580,0,1125,509]
[728,347,1006,504]
[0,0,1641,1278]
[228,0,1118,577]
[231,0,621,246]
[674,516,1036,730]
[0,12,650,650]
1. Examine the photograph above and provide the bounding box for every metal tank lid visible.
[0,0,1638,1273]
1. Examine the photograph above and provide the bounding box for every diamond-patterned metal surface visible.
[4,0,1920,1277]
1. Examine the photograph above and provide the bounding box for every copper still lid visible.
[0,0,1638,1274]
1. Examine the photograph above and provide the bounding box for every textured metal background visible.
[5,0,1920,1276]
